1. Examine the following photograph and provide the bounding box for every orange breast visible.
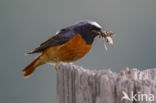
[43,34,92,63]
[57,34,92,62]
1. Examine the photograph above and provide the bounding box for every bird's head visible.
[73,20,114,45]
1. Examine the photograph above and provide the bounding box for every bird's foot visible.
[55,61,60,70]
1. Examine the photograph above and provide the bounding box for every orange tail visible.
[22,56,44,78]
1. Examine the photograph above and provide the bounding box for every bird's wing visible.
[27,29,77,54]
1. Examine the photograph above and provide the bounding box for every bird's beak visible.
[98,30,114,46]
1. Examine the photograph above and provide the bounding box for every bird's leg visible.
[55,61,60,70]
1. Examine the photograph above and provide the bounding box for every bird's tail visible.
[22,56,44,78]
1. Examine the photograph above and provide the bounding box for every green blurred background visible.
[0,0,156,103]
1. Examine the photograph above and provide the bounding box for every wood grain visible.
[57,63,156,103]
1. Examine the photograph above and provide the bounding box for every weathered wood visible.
[56,62,156,103]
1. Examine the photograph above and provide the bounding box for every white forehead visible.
[89,21,102,29]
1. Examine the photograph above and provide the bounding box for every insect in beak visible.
[92,30,115,46]
[98,30,115,46]
[97,30,115,51]
[105,36,113,45]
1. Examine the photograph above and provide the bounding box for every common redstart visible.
[22,20,114,78]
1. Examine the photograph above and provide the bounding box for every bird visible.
[22,20,113,78]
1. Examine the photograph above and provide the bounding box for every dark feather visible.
[27,28,77,54]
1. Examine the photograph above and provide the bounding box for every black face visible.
[74,23,102,44]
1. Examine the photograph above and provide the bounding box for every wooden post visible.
[56,62,156,103]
